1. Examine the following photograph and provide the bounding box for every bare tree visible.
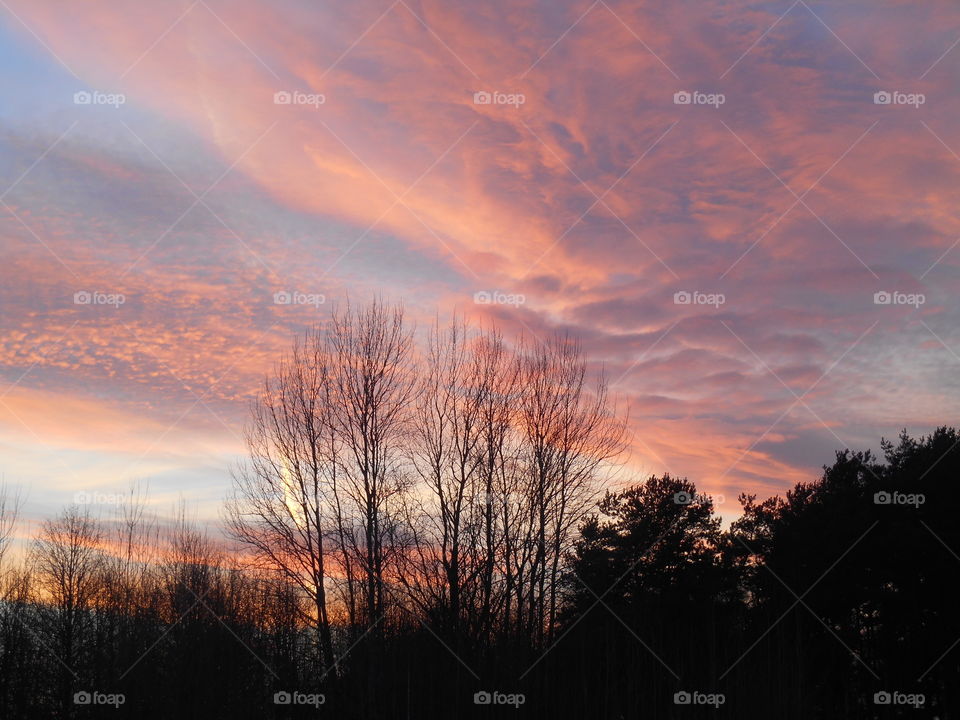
[228,299,415,672]
[0,483,30,714]
[397,321,624,645]
[98,482,160,684]
[403,318,488,633]
[226,329,337,669]
[203,302,630,704]
[326,300,414,630]
[32,506,104,713]
[471,328,520,642]
[515,334,626,642]
[0,482,22,575]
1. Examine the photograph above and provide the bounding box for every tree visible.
[229,299,415,673]
[401,319,519,641]
[32,506,104,715]
[569,475,730,606]
[730,428,960,717]
[325,300,415,631]
[0,482,21,575]
[513,334,626,643]
[227,328,338,671]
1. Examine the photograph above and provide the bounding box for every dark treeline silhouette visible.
[0,301,955,719]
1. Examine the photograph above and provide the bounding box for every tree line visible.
[0,300,956,718]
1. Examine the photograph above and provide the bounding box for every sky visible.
[1,0,959,531]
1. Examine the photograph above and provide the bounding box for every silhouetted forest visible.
[0,302,955,718]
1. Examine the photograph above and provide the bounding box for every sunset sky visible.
[1,0,959,530]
